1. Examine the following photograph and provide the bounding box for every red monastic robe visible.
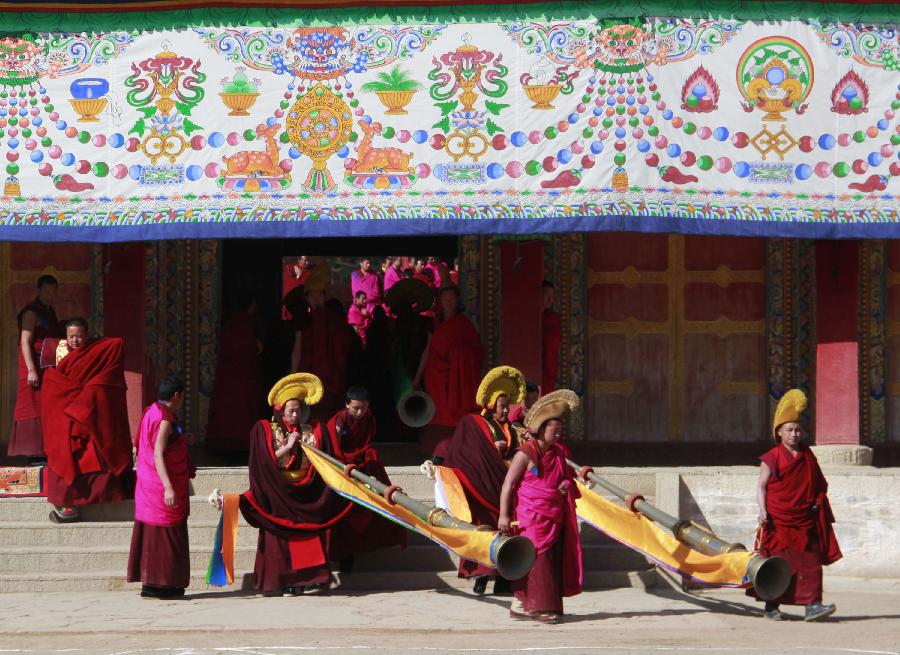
[541,308,561,394]
[9,298,60,458]
[240,419,354,592]
[282,263,311,320]
[319,409,407,560]
[41,338,134,506]
[206,310,265,452]
[442,413,517,578]
[299,306,355,420]
[754,444,842,606]
[423,313,484,428]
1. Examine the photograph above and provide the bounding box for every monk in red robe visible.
[240,373,353,595]
[291,268,355,421]
[320,386,407,569]
[41,318,134,523]
[282,256,312,321]
[415,285,483,455]
[206,292,265,455]
[499,390,582,624]
[541,281,561,394]
[413,258,436,288]
[752,389,841,622]
[438,366,525,595]
[8,274,61,460]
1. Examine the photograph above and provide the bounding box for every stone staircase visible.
[0,466,658,593]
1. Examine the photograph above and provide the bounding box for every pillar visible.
[102,243,148,434]
[813,241,872,464]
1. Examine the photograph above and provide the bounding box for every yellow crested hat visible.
[476,365,525,408]
[772,388,807,439]
[267,372,324,409]
[304,264,331,293]
[525,389,580,432]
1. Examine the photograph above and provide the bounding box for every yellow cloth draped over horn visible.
[574,482,754,587]
[303,446,501,570]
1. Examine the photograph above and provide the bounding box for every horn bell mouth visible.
[748,555,791,600]
[494,535,536,581]
[397,390,435,428]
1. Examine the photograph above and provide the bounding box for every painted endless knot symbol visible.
[750,126,797,161]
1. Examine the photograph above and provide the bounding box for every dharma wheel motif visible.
[286,83,353,191]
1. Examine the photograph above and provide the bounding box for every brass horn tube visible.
[309,445,536,580]
[568,459,791,600]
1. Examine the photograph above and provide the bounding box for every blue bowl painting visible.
[70,78,110,100]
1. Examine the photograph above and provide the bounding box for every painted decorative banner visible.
[0,16,897,240]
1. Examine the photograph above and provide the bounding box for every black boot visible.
[472,576,489,595]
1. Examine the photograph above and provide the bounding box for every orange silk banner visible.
[305,446,501,569]
[575,481,754,587]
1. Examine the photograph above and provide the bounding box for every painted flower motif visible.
[150,113,184,134]
[451,110,486,130]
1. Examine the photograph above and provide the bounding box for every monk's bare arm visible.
[20,310,38,387]
[411,333,431,389]
[757,461,771,525]
[153,420,176,507]
[498,450,530,532]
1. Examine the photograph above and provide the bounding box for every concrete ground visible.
[2,577,899,655]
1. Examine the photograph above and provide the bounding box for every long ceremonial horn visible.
[307,445,535,580]
[569,459,791,601]
[391,340,435,428]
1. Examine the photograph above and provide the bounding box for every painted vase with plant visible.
[361,65,422,115]
[220,68,261,116]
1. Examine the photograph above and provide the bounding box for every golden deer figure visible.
[354,120,414,174]
[221,123,285,177]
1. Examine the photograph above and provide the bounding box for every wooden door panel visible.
[587,333,668,442]
[586,234,766,443]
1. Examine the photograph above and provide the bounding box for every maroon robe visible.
[319,409,407,561]
[299,307,355,420]
[41,338,134,506]
[442,413,517,578]
[206,310,265,453]
[423,313,483,429]
[239,419,353,592]
[541,308,561,394]
[752,444,842,606]
[8,298,60,458]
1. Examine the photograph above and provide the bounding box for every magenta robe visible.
[351,270,382,314]
[512,440,583,613]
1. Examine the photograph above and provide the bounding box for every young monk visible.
[239,373,352,596]
[128,375,195,599]
[753,389,841,622]
[498,390,583,624]
[350,257,381,315]
[320,386,407,571]
[347,291,371,347]
[42,317,133,523]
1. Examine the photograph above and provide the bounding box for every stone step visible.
[0,539,644,576]
[0,568,659,594]
[0,545,259,573]
[0,520,257,548]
